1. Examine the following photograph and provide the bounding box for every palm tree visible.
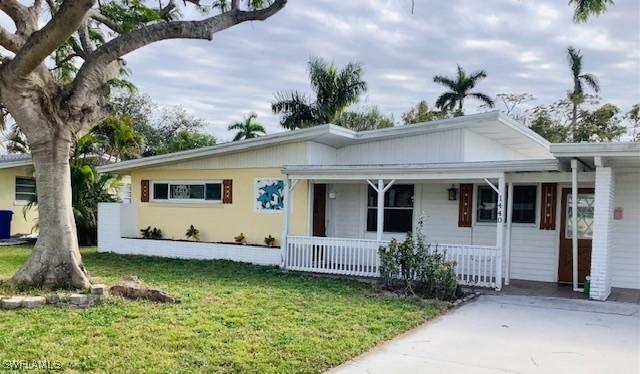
[570,0,614,22]
[433,65,494,115]
[228,112,267,141]
[272,57,367,129]
[566,46,600,127]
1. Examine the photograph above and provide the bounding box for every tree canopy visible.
[272,57,367,129]
[228,112,267,141]
[433,65,494,115]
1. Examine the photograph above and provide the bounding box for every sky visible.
[6,0,639,142]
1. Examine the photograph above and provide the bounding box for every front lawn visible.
[0,246,445,373]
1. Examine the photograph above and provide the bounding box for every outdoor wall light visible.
[448,185,458,201]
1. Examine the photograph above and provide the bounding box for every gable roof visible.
[97,111,552,173]
[0,154,32,169]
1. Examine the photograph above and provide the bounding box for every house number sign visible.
[497,194,503,223]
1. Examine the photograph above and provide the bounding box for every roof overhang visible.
[551,142,640,170]
[283,159,560,181]
[0,155,32,169]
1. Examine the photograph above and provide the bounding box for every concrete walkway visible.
[329,295,640,374]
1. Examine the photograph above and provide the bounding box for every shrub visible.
[185,225,200,241]
[140,226,163,240]
[264,235,276,247]
[378,218,459,301]
[234,232,246,244]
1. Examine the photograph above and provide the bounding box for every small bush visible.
[234,232,246,244]
[264,235,276,247]
[185,225,200,241]
[378,218,459,301]
[140,226,163,240]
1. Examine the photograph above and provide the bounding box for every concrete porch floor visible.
[471,279,640,304]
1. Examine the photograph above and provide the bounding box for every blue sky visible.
[124,0,639,141]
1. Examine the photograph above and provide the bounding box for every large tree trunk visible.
[10,138,91,290]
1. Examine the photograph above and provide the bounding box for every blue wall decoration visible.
[255,179,285,211]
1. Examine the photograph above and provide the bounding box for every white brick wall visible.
[590,167,614,300]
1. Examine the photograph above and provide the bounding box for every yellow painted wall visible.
[131,168,309,245]
[0,166,38,236]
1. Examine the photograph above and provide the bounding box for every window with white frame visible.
[476,184,537,224]
[152,181,222,202]
[15,177,36,202]
[366,184,414,233]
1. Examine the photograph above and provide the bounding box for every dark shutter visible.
[222,179,233,204]
[141,180,150,202]
[540,183,557,230]
[458,184,473,227]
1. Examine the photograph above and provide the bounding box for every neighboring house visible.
[96,111,640,301]
[0,154,37,236]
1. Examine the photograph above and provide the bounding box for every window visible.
[512,186,537,224]
[477,185,497,222]
[366,184,414,233]
[476,185,537,224]
[15,177,36,202]
[152,181,222,202]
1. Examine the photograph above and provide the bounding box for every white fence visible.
[285,236,500,288]
[285,236,384,277]
[98,203,281,266]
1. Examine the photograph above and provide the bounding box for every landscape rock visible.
[91,284,109,300]
[45,293,60,305]
[1,296,25,310]
[69,293,93,306]
[21,296,46,309]
[110,285,175,303]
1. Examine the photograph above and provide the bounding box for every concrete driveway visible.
[330,295,640,374]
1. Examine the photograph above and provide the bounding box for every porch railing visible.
[285,236,500,288]
[285,236,385,277]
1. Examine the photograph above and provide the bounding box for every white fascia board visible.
[283,159,560,179]
[550,142,640,157]
[0,159,32,169]
[496,112,551,151]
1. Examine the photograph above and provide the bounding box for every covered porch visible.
[280,160,562,290]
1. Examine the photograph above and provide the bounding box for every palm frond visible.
[580,73,600,93]
[469,92,495,108]
[433,75,457,90]
[435,92,458,111]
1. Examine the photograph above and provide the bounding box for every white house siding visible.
[336,130,463,165]
[326,182,559,282]
[157,142,311,170]
[462,130,531,161]
[610,172,640,289]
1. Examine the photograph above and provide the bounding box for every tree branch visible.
[3,0,95,79]
[68,0,287,108]
[0,0,32,33]
[0,25,24,53]
[89,9,123,33]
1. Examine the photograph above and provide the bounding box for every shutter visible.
[458,184,473,227]
[540,183,557,230]
[223,179,233,204]
[141,180,150,202]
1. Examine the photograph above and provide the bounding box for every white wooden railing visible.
[285,236,385,277]
[430,243,499,288]
[285,236,500,288]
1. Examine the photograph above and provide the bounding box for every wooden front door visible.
[312,184,326,237]
[558,188,594,284]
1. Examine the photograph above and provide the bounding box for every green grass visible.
[0,246,445,373]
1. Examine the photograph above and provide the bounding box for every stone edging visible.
[0,284,109,310]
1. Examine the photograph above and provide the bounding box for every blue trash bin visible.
[0,210,14,239]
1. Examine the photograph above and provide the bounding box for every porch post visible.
[496,176,505,290]
[281,177,294,269]
[376,179,384,242]
[590,160,614,300]
[571,159,580,291]
[505,181,514,286]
